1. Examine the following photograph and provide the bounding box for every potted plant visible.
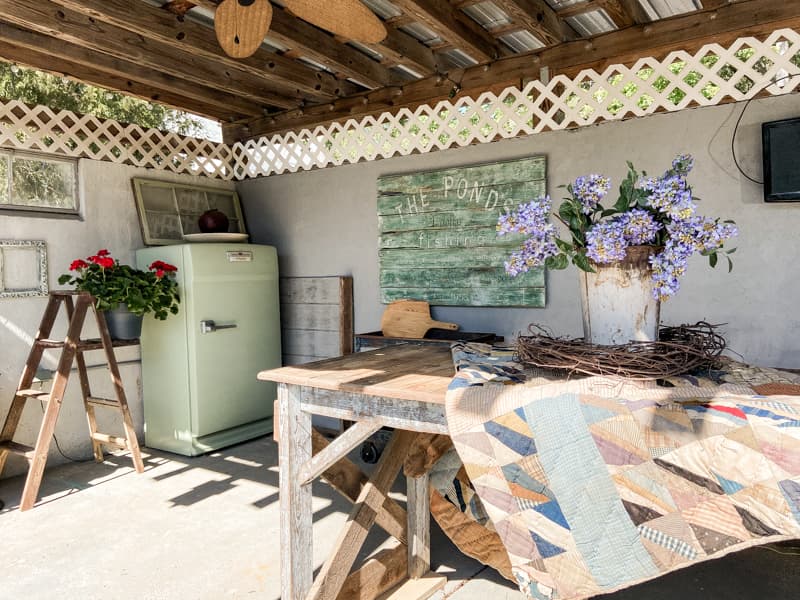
[497,154,738,345]
[58,249,180,339]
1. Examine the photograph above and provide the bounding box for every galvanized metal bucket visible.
[579,245,660,346]
[104,304,144,340]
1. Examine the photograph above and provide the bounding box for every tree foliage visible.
[0,62,210,138]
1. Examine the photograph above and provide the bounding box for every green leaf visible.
[727,255,734,273]
[613,195,630,212]
[572,252,595,273]
[726,247,737,254]
[559,201,574,220]
[708,252,718,268]
[554,238,572,252]
[545,253,569,270]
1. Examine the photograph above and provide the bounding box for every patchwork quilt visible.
[443,343,800,599]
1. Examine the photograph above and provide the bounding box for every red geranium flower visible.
[69,259,89,271]
[155,269,165,278]
[149,260,177,273]
[96,249,111,257]
[97,256,114,268]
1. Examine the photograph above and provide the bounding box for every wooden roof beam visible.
[46,0,354,102]
[158,0,397,89]
[169,0,438,79]
[0,23,264,121]
[267,7,401,89]
[228,0,800,140]
[361,28,439,76]
[391,0,501,62]
[489,0,569,45]
[557,1,649,28]
[162,0,199,16]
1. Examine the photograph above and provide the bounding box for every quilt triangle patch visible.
[713,471,745,495]
[734,505,781,537]
[532,500,570,530]
[654,458,725,495]
[530,530,566,559]
[485,420,537,457]
[622,499,663,526]
[779,479,800,523]
[591,432,645,466]
[689,522,742,554]
[502,463,553,499]
[724,425,763,452]
[494,410,534,437]
[580,403,617,425]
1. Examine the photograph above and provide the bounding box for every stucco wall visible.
[237,94,800,369]
[0,160,234,479]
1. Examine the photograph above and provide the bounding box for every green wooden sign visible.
[377,156,547,307]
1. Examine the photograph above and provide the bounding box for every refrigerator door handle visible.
[199,319,238,334]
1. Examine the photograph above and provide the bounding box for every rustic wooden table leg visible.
[407,472,430,579]
[279,383,313,600]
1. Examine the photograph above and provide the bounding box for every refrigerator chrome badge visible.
[226,251,253,262]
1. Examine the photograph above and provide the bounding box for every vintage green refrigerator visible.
[136,243,281,456]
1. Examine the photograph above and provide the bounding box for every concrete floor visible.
[1,437,798,600]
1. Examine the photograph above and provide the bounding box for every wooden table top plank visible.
[259,344,455,405]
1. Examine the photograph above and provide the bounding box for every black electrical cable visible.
[730,72,800,185]
[39,398,94,464]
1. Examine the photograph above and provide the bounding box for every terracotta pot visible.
[578,245,660,346]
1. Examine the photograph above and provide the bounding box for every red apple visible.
[198,209,230,233]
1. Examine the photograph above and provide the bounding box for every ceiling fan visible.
[215,0,388,59]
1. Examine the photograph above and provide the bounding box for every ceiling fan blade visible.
[215,0,273,58]
[285,0,387,44]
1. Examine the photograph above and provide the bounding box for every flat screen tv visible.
[762,117,800,202]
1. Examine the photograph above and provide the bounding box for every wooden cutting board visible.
[215,0,273,58]
[380,300,458,339]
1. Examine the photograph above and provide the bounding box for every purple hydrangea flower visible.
[498,195,559,276]
[649,241,693,300]
[572,174,611,215]
[672,154,695,176]
[642,173,696,220]
[666,216,739,253]
[503,226,559,276]
[618,209,661,245]
[586,220,628,263]
[497,195,551,236]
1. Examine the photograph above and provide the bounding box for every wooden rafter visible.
[556,0,648,28]
[162,0,199,16]
[159,0,398,89]
[392,0,501,62]
[0,22,263,121]
[453,0,568,46]
[47,0,354,102]
[360,28,439,76]
[228,0,799,140]
[267,7,399,89]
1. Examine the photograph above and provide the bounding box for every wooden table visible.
[258,344,455,600]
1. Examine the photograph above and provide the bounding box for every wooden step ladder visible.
[0,291,144,511]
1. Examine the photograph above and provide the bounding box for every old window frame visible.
[0,149,80,216]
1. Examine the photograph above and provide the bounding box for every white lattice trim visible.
[0,29,798,181]
[0,100,234,180]
[233,29,800,177]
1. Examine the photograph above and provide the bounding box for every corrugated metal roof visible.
[499,30,545,53]
[440,48,479,69]
[460,1,512,32]
[361,0,402,20]
[399,22,443,47]
[566,11,617,38]
[639,0,703,21]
